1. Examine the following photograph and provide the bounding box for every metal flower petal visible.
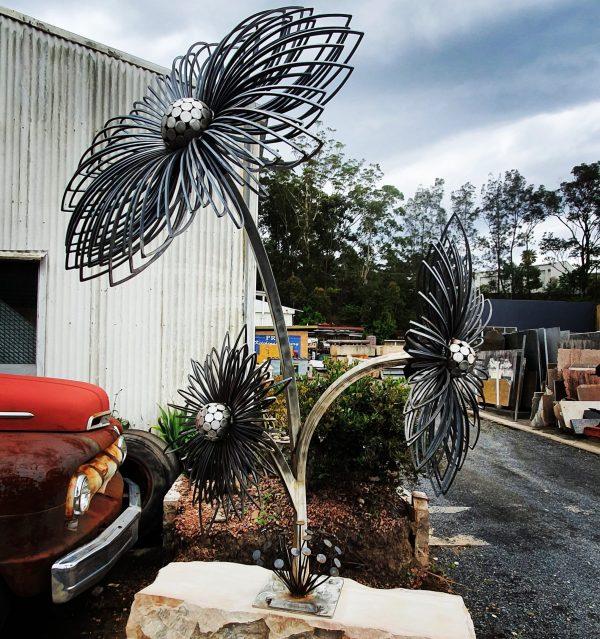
[62,7,362,284]
[404,214,491,494]
[171,326,288,526]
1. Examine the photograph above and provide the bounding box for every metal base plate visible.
[253,574,344,618]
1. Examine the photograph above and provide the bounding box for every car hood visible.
[0,373,110,432]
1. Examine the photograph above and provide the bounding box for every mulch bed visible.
[173,476,448,591]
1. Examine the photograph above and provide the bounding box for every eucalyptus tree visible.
[478,170,542,296]
[259,133,405,326]
[538,162,600,296]
[401,178,447,262]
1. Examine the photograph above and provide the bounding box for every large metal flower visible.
[404,215,490,494]
[62,7,362,284]
[172,327,287,526]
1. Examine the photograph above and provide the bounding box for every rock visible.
[126,561,475,639]
[577,384,600,401]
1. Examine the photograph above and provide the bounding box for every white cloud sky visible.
[388,100,600,197]
[5,0,600,254]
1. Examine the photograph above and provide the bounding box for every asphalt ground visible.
[419,419,600,639]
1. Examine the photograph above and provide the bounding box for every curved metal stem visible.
[294,353,410,482]
[226,177,302,448]
[268,433,307,584]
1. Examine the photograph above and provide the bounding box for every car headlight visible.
[116,435,127,462]
[66,468,102,521]
[73,474,92,516]
[65,436,124,525]
[105,435,126,464]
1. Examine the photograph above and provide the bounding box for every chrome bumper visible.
[51,478,141,603]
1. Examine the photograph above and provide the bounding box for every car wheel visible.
[120,430,182,539]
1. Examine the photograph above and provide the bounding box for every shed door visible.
[0,258,40,375]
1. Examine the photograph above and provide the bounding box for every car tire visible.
[0,579,11,631]
[120,430,182,539]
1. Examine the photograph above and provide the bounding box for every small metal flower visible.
[172,326,288,526]
[253,526,342,597]
[404,214,491,494]
[62,7,362,284]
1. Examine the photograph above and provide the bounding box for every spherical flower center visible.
[161,98,212,150]
[195,402,231,441]
[447,339,476,377]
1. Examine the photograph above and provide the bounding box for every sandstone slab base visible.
[126,561,475,639]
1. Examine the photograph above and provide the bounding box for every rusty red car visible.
[0,373,177,620]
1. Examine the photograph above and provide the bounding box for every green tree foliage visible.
[450,182,479,238]
[401,178,447,261]
[259,131,413,336]
[544,274,576,299]
[500,249,543,298]
[260,127,598,320]
[478,170,542,297]
[538,162,600,296]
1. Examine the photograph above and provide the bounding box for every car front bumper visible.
[51,478,141,603]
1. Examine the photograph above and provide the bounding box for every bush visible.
[274,360,416,484]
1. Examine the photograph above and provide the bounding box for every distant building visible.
[254,291,298,328]
[474,261,572,292]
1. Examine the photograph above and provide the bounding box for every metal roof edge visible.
[0,5,168,75]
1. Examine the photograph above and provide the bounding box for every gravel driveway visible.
[422,419,600,639]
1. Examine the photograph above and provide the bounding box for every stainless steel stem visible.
[228,179,306,579]
[227,178,302,449]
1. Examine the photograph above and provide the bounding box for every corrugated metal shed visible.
[0,8,256,427]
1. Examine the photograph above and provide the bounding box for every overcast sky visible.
[7,0,600,215]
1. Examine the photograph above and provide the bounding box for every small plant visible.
[111,414,131,430]
[256,510,279,526]
[255,491,280,526]
[152,405,191,450]
[111,389,132,429]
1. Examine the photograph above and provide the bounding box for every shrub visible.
[273,360,416,484]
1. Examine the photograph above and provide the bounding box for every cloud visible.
[6,0,600,222]
[347,0,574,61]
[385,99,600,200]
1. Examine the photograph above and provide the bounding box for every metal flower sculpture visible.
[62,7,362,285]
[251,527,344,616]
[171,327,287,526]
[267,530,343,596]
[62,5,491,616]
[404,215,491,494]
[61,7,363,488]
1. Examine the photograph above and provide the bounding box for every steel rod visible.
[226,175,302,450]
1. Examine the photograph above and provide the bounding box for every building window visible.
[0,259,39,375]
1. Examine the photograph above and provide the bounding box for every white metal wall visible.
[0,9,256,427]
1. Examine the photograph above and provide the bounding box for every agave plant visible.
[152,405,190,451]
